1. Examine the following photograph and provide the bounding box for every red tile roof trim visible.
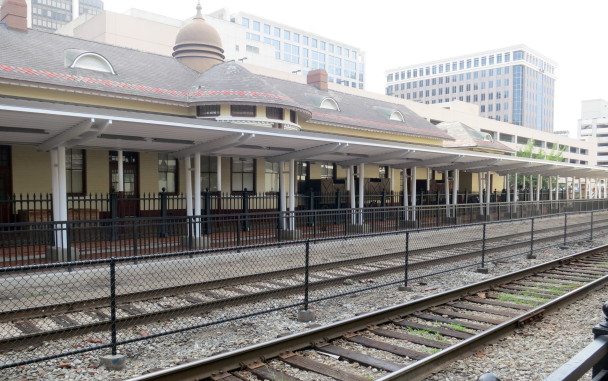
[312,111,452,139]
[0,64,295,102]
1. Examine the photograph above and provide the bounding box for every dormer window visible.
[389,111,405,122]
[69,52,116,74]
[320,97,340,111]
[197,105,220,117]
[231,105,256,117]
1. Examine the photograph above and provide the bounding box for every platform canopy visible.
[1,97,606,179]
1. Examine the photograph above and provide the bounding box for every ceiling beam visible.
[434,159,501,172]
[338,150,414,167]
[38,118,95,151]
[67,119,112,147]
[266,142,346,162]
[174,133,254,158]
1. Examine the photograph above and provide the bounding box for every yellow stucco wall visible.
[139,152,159,194]
[300,121,443,147]
[12,146,51,194]
[86,149,109,194]
[0,84,192,116]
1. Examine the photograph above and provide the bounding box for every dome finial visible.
[195,1,203,19]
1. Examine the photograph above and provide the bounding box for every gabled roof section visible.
[263,75,453,141]
[187,62,312,119]
[437,121,514,153]
[0,24,197,103]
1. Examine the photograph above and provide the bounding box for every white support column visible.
[403,169,409,221]
[289,159,295,230]
[279,161,286,230]
[549,177,553,201]
[117,150,124,193]
[216,156,222,192]
[194,153,201,237]
[50,149,63,247]
[411,167,417,221]
[478,172,484,214]
[452,169,459,208]
[57,146,68,223]
[390,167,395,196]
[556,177,560,201]
[346,166,351,191]
[350,165,356,224]
[528,176,533,202]
[426,168,431,191]
[566,177,570,200]
[358,163,364,225]
[184,157,193,218]
[485,171,491,216]
[536,175,541,202]
[506,174,511,203]
[444,170,450,217]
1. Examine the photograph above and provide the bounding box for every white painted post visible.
[358,163,364,225]
[549,177,553,201]
[506,174,511,203]
[194,153,201,236]
[289,159,295,230]
[117,150,124,193]
[537,175,541,202]
[216,156,222,191]
[346,166,351,191]
[485,171,491,216]
[50,149,62,247]
[411,167,417,221]
[279,161,286,230]
[478,172,484,214]
[403,168,409,221]
[350,165,356,224]
[444,170,450,217]
[452,169,459,214]
[184,157,193,218]
[57,146,68,224]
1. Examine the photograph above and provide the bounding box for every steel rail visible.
[125,244,608,381]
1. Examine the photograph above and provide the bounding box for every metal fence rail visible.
[1,209,607,370]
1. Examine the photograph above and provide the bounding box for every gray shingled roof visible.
[187,62,312,117]
[436,121,514,153]
[0,23,449,141]
[0,24,197,102]
[262,75,453,141]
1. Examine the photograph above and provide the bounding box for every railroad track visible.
[127,245,608,381]
[0,214,606,352]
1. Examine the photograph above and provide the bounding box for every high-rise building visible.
[219,10,366,90]
[385,45,556,132]
[578,99,608,166]
[0,0,104,31]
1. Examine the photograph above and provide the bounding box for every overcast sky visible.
[102,0,608,136]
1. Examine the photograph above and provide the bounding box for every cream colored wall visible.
[12,146,51,194]
[139,152,159,194]
[86,149,109,194]
[255,158,265,193]
[220,157,231,192]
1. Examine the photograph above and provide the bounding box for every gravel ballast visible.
[2,238,608,380]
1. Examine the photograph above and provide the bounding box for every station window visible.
[231,105,256,117]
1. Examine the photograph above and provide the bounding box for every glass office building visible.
[29,0,104,31]
[229,12,366,90]
[385,45,556,132]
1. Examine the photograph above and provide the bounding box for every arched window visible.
[320,97,340,111]
[389,111,405,122]
[70,53,116,74]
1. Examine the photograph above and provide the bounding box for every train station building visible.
[1,0,607,257]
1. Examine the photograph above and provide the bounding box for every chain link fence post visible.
[477,223,488,273]
[590,211,594,242]
[560,213,569,249]
[399,231,412,291]
[297,240,315,322]
[527,218,536,259]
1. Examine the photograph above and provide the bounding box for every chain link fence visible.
[1,209,608,369]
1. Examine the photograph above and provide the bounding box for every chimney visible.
[1,0,27,31]
[307,69,328,91]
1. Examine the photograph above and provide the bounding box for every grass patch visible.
[497,293,547,306]
[406,327,446,342]
[439,323,470,333]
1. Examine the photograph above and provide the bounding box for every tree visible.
[512,140,566,191]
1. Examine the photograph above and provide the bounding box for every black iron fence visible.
[0,189,576,224]
[1,198,607,267]
[1,209,607,371]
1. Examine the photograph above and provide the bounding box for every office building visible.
[56,7,366,89]
[578,99,608,166]
[385,45,556,132]
[0,0,104,31]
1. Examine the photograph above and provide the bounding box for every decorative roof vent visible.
[66,50,116,74]
[320,97,340,111]
[389,111,405,122]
